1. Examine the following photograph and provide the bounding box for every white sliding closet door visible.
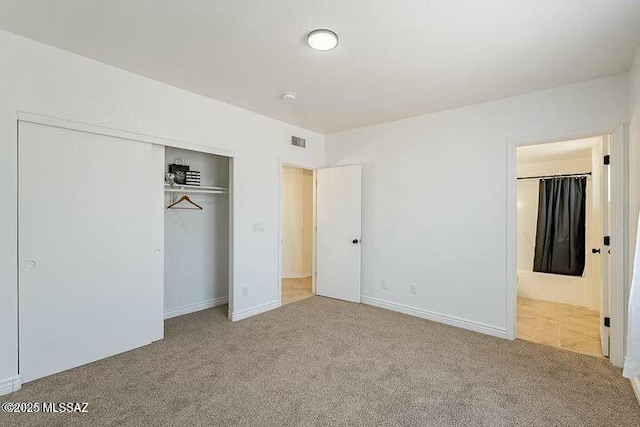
[18,121,164,383]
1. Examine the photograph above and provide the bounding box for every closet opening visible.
[164,146,232,320]
[515,136,609,358]
[279,165,316,306]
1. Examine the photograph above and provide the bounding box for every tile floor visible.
[517,297,603,358]
[281,276,313,305]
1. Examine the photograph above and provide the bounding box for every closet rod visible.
[165,188,228,194]
[517,172,591,181]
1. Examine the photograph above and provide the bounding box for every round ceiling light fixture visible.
[307,28,339,51]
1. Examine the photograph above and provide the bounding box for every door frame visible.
[277,161,317,304]
[506,124,627,366]
[16,111,237,320]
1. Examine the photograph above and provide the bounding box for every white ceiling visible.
[517,137,601,164]
[1,1,639,134]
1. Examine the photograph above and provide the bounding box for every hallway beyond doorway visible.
[282,277,313,305]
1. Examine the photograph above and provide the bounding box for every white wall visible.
[0,31,324,386]
[164,147,230,317]
[281,167,313,279]
[630,48,640,286]
[325,74,628,336]
[627,47,640,387]
[516,156,600,310]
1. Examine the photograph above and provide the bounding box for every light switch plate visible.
[253,222,265,232]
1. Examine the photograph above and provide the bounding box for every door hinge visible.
[604,317,610,327]
[604,236,611,246]
[604,155,610,165]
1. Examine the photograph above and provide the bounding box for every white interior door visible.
[601,139,611,357]
[18,121,164,383]
[316,165,361,303]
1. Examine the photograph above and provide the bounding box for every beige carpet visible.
[1,297,638,426]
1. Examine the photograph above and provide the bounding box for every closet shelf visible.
[164,184,229,194]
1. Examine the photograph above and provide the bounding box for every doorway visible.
[278,163,363,307]
[164,146,232,319]
[280,165,315,305]
[508,125,626,366]
[515,136,606,358]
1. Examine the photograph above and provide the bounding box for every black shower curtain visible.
[533,177,586,276]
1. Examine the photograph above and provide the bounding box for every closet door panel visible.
[18,121,163,383]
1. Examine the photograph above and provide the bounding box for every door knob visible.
[24,260,37,269]
[352,239,360,244]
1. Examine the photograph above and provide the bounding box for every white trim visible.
[312,169,317,295]
[609,125,628,367]
[277,160,283,306]
[231,300,281,322]
[16,111,235,158]
[361,295,507,339]
[164,297,228,319]
[631,377,640,406]
[228,158,235,319]
[506,124,627,367]
[0,376,21,396]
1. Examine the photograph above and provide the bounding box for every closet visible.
[18,118,232,383]
[164,147,231,319]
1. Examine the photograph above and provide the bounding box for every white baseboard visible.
[282,273,312,279]
[0,375,21,396]
[164,296,228,319]
[361,295,507,339]
[631,377,640,406]
[231,300,280,322]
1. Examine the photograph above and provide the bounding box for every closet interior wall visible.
[164,146,230,318]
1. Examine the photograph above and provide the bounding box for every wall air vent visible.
[291,136,306,148]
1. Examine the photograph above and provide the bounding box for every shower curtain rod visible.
[517,172,592,181]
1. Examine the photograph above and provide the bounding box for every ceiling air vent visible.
[291,136,306,148]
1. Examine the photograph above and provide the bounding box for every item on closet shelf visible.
[185,170,201,186]
[169,164,190,185]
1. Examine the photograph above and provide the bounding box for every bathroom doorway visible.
[515,136,608,357]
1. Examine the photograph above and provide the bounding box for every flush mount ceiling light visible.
[307,28,339,51]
